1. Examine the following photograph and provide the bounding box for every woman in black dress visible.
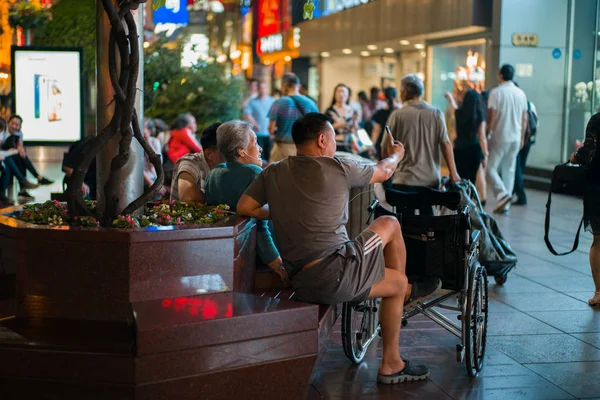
[571,113,600,306]
[445,89,489,184]
[370,87,400,159]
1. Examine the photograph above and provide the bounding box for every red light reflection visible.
[161,296,232,320]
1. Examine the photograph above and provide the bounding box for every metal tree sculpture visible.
[66,0,163,226]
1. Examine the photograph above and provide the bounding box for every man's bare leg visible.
[366,216,408,375]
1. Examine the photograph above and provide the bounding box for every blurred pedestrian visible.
[486,64,528,214]
[325,83,360,153]
[445,89,488,185]
[267,73,318,163]
[371,87,401,158]
[244,80,274,162]
[166,113,201,164]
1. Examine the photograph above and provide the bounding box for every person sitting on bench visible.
[204,120,284,281]
[237,113,440,384]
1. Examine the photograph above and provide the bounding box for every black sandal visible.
[377,359,429,384]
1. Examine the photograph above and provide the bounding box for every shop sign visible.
[511,33,538,47]
[154,0,188,36]
[258,0,281,38]
[258,33,283,54]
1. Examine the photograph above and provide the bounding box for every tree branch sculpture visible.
[66,0,163,226]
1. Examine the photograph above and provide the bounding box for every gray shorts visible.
[291,230,386,305]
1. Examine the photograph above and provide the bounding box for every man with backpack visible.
[513,96,539,206]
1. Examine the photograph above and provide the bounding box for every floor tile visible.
[487,312,562,335]
[571,333,600,349]
[526,362,600,399]
[527,310,600,333]
[488,334,600,363]
[491,292,590,312]
[488,276,554,295]
[527,277,596,293]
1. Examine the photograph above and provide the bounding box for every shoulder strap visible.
[289,96,306,116]
[544,188,584,255]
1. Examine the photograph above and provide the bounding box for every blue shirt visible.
[268,95,318,142]
[205,162,280,264]
[244,96,274,137]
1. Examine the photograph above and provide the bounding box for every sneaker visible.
[18,191,34,200]
[38,177,54,185]
[19,180,40,190]
[377,359,430,384]
[493,195,512,213]
[405,276,442,310]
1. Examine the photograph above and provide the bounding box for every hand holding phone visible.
[385,126,405,161]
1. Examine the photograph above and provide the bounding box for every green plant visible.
[33,0,95,77]
[16,200,231,229]
[144,39,245,131]
[8,2,52,30]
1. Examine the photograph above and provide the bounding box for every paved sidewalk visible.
[306,189,599,400]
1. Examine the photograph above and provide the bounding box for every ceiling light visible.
[414,43,425,49]
[284,55,292,62]
[367,44,377,50]
[342,48,352,55]
[320,51,330,58]
[384,48,394,54]
[360,51,370,57]
[399,40,410,45]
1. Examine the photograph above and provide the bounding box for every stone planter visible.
[0,208,322,399]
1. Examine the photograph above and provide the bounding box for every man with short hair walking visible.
[267,73,318,164]
[486,64,528,214]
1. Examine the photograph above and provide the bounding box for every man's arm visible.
[244,110,261,132]
[486,108,494,136]
[521,110,528,149]
[237,194,270,220]
[370,131,404,184]
[478,121,489,168]
[178,172,204,203]
[268,120,277,137]
[441,141,461,183]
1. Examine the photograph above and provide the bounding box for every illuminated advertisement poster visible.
[12,47,83,143]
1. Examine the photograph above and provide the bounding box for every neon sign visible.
[258,34,283,54]
[257,0,281,38]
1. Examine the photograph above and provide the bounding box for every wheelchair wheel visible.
[464,263,488,376]
[494,274,507,285]
[341,299,379,364]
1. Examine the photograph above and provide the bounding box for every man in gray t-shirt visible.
[239,113,439,384]
[387,74,460,188]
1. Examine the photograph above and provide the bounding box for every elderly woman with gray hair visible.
[205,121,285,281]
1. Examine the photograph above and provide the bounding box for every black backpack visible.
[527,101,539,144]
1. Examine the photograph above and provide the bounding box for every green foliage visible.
[33,0,95,76]
[16,200,231,229]
[8,2,52,30]
[114,200,231,228]
[143,40,245,130]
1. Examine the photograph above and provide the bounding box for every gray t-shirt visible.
[386,100,450,187]
[244,156,374,273]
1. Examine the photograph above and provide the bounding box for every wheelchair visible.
[341,185,488,377]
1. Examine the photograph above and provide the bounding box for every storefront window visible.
[566,0,598,155]
[428,39,486,112]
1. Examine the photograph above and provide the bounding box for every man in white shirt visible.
[486,64,528,214]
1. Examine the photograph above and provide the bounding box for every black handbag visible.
[544,163,587,256]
